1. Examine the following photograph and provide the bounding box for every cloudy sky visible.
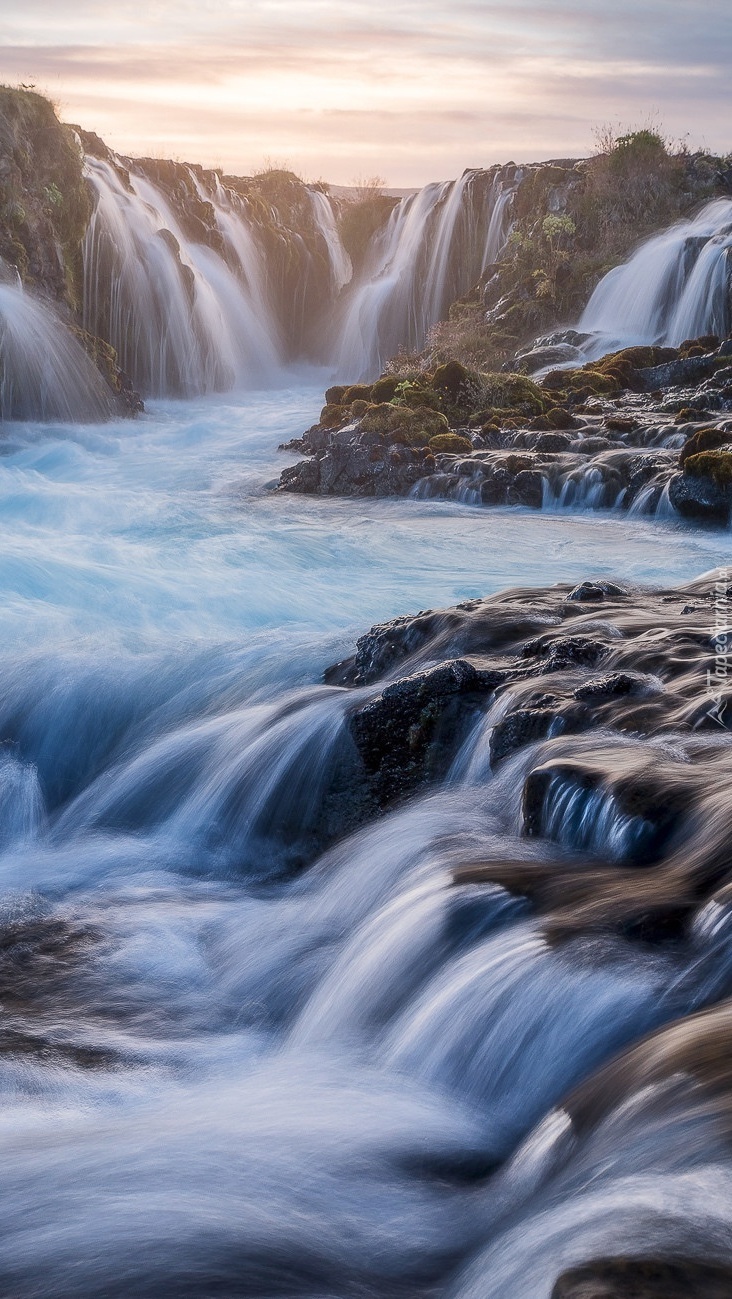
[1,0,730,184]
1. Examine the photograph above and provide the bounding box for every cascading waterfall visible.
[309,188,353,295]
[578,197,732,358]
[1,149,516,417]
[77,156,515,399]
[82,156,284,397]
[0,280,115,422]
[335,170,514,379]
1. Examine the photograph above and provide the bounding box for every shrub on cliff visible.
[338,192,398,271]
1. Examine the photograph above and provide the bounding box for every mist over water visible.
[0,385,730,1295]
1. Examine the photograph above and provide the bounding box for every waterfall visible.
[0,281,115,423]
[579,198,732,356]
[335,171,514,380]
[82,157,285,397]
[80,156,515,398]
[309,189,353,295]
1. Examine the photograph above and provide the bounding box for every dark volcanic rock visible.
[349,659,502,805]
[489,706,561,763]
[668,470,732,523]
[279,435,430,497]
[523,634,610,673]
[567,581,627,602]
[636,352,719,390]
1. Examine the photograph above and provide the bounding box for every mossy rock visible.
[569,369,618,395]
[342,383,373,404]
[599,345,676,371]
[359,402,448,443]
[325,384,347,405]
[370,375,399,402]
[684,450,732,485]
[478,372,548,415]
[431,360,480,401]
[546,406,575,429]
[349,398,370,418]
[319,402,348,429]
[388,376,442,413]
[541,370,569,392]
[428,433,473,454]
[679,335,719,357]
[679,427,731,468]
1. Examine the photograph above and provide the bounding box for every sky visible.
[1,0,730,186]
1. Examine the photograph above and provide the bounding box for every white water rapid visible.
[0,386,730,1295]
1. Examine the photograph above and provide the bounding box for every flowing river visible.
[0,384,730,1297]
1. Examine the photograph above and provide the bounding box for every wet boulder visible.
[349,659,503,805]
[566,581,627,602]
[668,462,732,524]
[636,352,719,390]
[507,468,544,508]
[522,634,611,673]
[490,706,565,763]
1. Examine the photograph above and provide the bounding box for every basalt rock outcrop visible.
[325,571,732,946]
[278,339,732,522]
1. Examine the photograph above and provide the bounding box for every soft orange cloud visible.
[1,1,729,183]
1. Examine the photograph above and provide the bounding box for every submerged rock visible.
[552,1258,732,1299]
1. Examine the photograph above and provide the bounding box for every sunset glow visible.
[1,0,730,182]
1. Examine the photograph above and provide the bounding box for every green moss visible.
[342,383,373,404]
[431,360,475,399]
[360,402,448,443]
[683,450,732,484]
[478,372,549,415]
[325,384,347,405]
[563,368,618,395]
[319,403,347,428]
[601,346,675,370]
[679,427,731,467]
[546,407,575,430]
[428,433,473,454]
[370,375,399,402]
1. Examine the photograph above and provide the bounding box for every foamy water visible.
[0,387,730,1296]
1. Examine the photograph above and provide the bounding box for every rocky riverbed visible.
[278,338,732,523]
[323,570,732,939]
